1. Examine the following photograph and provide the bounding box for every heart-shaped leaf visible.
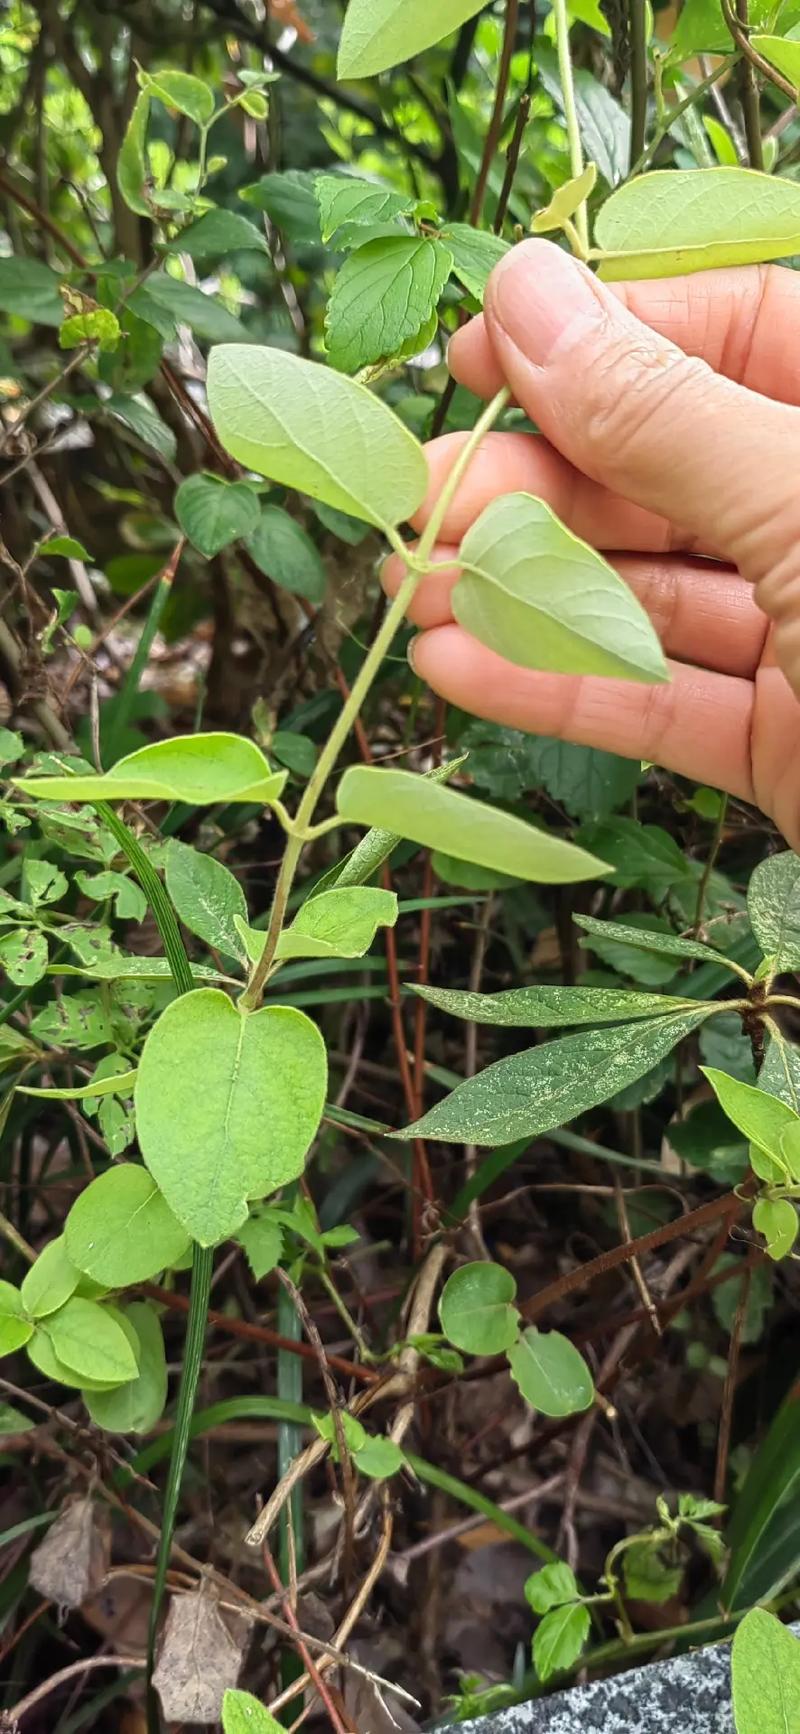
[14,732,287,807]
[207,345,428,532]
[135,989,327,1245]
[454,494,667,682]
[594,168,800,279]
[439,1262,520,1355]
[175,474,260,557]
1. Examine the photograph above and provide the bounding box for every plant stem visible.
[629,56,737,174]
[241,386,510,1010]
[104,540,183,765]
[628,0,648,170]
[553,0,589,254]
[470,0,520,226]
[735,0,764,167]
[693,793,729,934]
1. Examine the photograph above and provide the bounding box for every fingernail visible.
[490,240,605,365]
[407,634,419,673]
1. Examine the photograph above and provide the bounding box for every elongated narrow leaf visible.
[19,1068,137,1102]
[325,236,452,373]
[575,912,741,969]
[338,0,486,77]
[14,733,287,807]
[725,1385,800,1608]
[399,1006,714,1145]
[442,224,512,302]
[117,90,150,216]
[747,850,800,971]
[454,495,667,682]
[135,989,327,1245]
[414,983,697,1027]
[65,1164,191,1285]
[337,767,609,885]
[595,168,800,279]
[207,346,428,532]
[508,1327,594,1417]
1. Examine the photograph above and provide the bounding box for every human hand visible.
[382,240,800,848]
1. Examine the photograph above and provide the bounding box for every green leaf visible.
[414,982,695,1027]
[131,273,249,343]
[65,1163,191,1285]
[222,1689,284,1734]
[669,0,776,56]
[166,208,268,261]
[325,236,452,373]
[20,1237,80,1320]
[538,54,631,187]
[312,1409,367,1454]
[0,1282,34,1356]
[533,1602,591,1682]
[30,989,116,1051]
[241,170,322,244]
[752,33,800,88]
[315,174,416,244]
[622,1540,684,1604]
[400,1006,714,1145]
[74,868,147,922]
[140,68,215,125]
[575,912,738,969]
[524,1562,580,1613]
[507,1327,594,1417]
[747,851,800,972]
[724,1387,800,1610]
[235,1211,283,1280]
[44,1297,139,1384]
[207,345,428,533]
[117,90,151,217]
[275,885,398,962]
[439,1262,520,1355]
[525,738,640,820]
[270,732,316,778]
[0,256,63,326]
[175,474,260,558]
[338,0,486,76]
[15,731,287,806]
[245,506,327,602]
[575,819,689,900]
[441,224,512,302]
[105,393,178,461]
[59,308,121,352]
[353,1434,407,1479]
[0,929,48,986]
[753,1197,798,1261]
[41,535,90,560]
[453,494,667,683]
[85,1302,168,1434]
[701,1067,800,1178]
[668,1101,749,1185]
[135,988,327,1245]
[532,164,598,234]
[732,1607,800,1734]
[336,766,609,884]
[25,858,68,906]
[595,169,800,280]
[0,1402,34,1435]
[0,728,24,767]
[165,839,247,957]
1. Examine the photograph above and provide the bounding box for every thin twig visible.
[494,92,531,233]
[628,0,649,170]
[720,0,794,99]
[261,1540,354,1734]
[613,1175,662,1337]
[470,0,520,225]
[6,1655,142,1723]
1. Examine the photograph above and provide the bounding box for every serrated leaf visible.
[747,850,800,971]
[135,988,327,1245]
[245,506,327,602]
[275,885,398,962]
[0,256,64,326]
[454,494,667,682]
[595,168,800,280]
[85,1302,168,1434]
[439,1262,520,1355]
[60,308,121,352]
[753,1197,799,1261]
[140,68,215,125]
[525,1562,580,1614]
[622,1539,684,1604]
[442,223,512,302]
[207,345,428,532]
[175,474,260,557]
[166,208,268,261]
[315,174,416,244]
[400,1006,714,1145]
[165,839,247,956]
[117,90,151,217]
[508,1327,594,1417]
[44,1297,139,1384]
[576,818,690,900]
[414,982,695,1027]
[223,1689,284,1734]
[65,1163,191,1285]
[325,236,452,373]
[336,766,609,884]
[338,0,486,77]
[21,1237,80,1320]
[15,731,287,806]
[533,1602,590,1681]
[0,1282,34,1355]
[732,1606,800,1734]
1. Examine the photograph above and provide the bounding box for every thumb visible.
[483,240,800,595]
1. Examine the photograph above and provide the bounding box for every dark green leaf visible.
[575,819,690,900]
[442,224,511,302]
[315,174,416,244]
[166,208,268,261]
[245,507,327,602]
[240,170,322,244]
[325,236,452,372]
[175,474,260,557]
[131,274,249,343]
[747,851,800,972]
[0,257,63,326]
[414,982,695,1027]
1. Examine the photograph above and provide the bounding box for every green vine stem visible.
[629,0,649,171]
[552,0,589,255]
[241,385,511,1010]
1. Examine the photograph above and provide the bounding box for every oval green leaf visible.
[85,1302,168,1434]
[206,345,428,532]
[43,1297,139,1384]
[20,1237,80,1320]
[414,983,695,1027]
[0,1282,34,1356]
[701,1067,800,1171]
[439,1262,520,1356]
[401,1006,714,1145]
[594,168,800,280]
[336,767,609,885]
[732,1607,800,1734]
[26,1326,122,1392]
[752,1197,798,1262]
[65,1164,191,1285]
[140,68,215,126]
[325,236,453,373]
[507,1326,594,1417]
[455,494,667,682]
[14,732,287,807]
[175,474,260,558]
[338,0,486,77]
[135,989,327,1245]
[222,1690,284,1734]
[751,34,800,91]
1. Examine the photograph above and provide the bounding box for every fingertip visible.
[447,316,505,399]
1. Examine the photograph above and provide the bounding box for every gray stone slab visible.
[450,1640,736,1734]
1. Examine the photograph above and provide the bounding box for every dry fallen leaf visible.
[152,1588,245,1724]
[29,1496,110,1609]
